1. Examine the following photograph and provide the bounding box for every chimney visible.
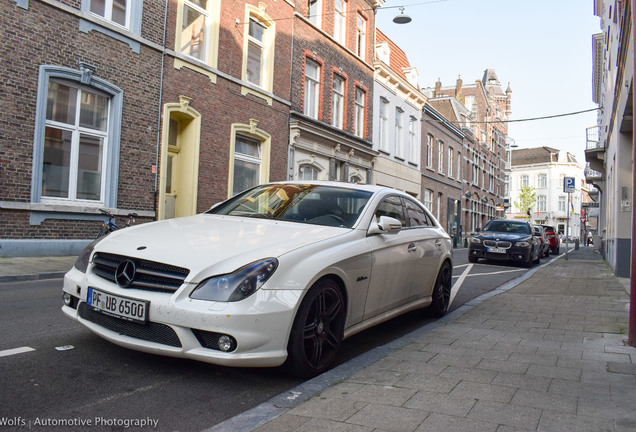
[435,78,441,97]
[456,75,462,97]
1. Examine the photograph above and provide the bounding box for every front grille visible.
[484,240,512,249]
[78,302,182,347]
[92,253,189,293]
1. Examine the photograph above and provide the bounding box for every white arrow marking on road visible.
[0,347,35,358]
[449,264,472,308]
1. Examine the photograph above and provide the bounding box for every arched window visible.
[299,164,319,180]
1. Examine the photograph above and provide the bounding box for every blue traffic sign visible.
[564,176,575,193]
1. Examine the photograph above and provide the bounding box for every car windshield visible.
[483,220,531,234]
[207,184,373,228]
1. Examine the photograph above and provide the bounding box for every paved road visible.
[0,248,560,431]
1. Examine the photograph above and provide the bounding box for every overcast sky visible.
[375,0,601,166]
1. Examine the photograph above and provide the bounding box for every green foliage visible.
[514,185,536,217]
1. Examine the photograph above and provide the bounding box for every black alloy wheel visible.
[428,261,452,317]
[287,279,345,378]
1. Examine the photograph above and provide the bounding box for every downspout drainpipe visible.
[153,0,169,221]
[630,0,636,348]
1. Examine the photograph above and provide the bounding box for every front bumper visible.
[62,267,302,367]
[468,244,532,263]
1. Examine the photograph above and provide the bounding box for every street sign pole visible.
[563,176,575,260]
[565,191,570,260]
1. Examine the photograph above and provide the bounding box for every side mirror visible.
[368,216,402,235]
[475,227,481,233]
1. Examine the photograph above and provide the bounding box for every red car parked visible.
[539,224,560,255]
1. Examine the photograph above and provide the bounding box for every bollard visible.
[574,238,579,250]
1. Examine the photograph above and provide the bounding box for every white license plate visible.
[87,287,148,323]
[487,247,507,254]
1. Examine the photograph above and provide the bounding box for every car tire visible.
[468,255,478,263]
[552,247,559,255]
[523,249,533,268]
[428,260,452,318]
[544,248,550,258]
[287,278,345,378]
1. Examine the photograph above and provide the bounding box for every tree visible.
[514,186,536,219]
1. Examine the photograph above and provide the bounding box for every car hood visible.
[93,214,349,280]
[476,232,531,241]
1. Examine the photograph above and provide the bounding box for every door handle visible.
[407,243,417,252]
[434,240,442,247]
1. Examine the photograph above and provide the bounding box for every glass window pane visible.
[90,0,106,16]
[79,91,108,131]
[46,82,77,125]
[247,41,262,86]
[42,127,72,198]
[112,0,127,26]
[235,136,259,156]
[76,134,104,200]
[249,19,265,42]
[181,5,207,60]
[233,159,259,195]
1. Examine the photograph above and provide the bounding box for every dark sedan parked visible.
[469,219,542,267]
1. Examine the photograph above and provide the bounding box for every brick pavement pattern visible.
[252,247,636,432]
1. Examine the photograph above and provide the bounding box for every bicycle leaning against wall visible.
[96,209,138,238]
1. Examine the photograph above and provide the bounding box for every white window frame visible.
[242,6,275,92]
[448,147,454,177]
[395,108,404,158]
[426,134,433,168]
[175,0,221,68]
[379,98,389,152]
[537,195,547,212]
[87,0,130,28]
[558,195,567,212]
[31,65,123,208]
[423,189,433,210]
[299,164,319,180]
[520,175,529,187]
[228,123,271,198]
[304,59,321,119]
[308,0,322,28]
[457,152,462,180]
[355,13,366,60]
[538,173,547,188]
[438,140,444,173]
[354,87,365,138]
[332,75,344,129]
[334,0,346,44]
[408,116,417,163]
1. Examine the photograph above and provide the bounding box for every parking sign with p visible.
[563,176,575,193]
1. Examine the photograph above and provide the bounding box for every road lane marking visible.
[0,347,35,358]
[449,264,472,308]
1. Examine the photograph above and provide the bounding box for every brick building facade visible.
[1,0,292,256]
[287,0,383,184]
[424,71,511,236]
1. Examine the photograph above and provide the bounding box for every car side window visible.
[403,198,433,227]
[374,196,406,227]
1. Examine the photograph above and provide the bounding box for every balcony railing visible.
[584,164,603,180]
[586,125,604,151]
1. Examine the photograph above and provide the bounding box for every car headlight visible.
[471,237,482,244]
[190,258,278,302]
[515,241,530,247]
[74,237,104,273]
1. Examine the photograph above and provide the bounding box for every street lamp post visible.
[505,138,518,216]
